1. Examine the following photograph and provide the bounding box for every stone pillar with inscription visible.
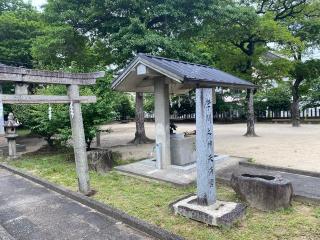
[68,84,91,195]
[171,87,246,227]
[196,88,216,205]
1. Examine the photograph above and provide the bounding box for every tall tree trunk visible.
[130,92,153,144]
[238,40,257,136]
[244,88,257,137]
[291,83,301,127]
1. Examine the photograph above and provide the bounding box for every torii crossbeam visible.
[0,65,105,195]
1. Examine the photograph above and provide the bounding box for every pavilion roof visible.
[112,53,255,93]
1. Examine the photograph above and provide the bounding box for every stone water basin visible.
[231,172,293,211]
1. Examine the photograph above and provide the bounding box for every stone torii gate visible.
[112,53,255,226]
[0,65,104,195]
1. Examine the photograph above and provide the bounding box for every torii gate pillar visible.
[68,84,90,194]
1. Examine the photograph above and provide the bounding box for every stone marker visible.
[196,88,216,205]
[171,88,246,227]
[231,172,293,211]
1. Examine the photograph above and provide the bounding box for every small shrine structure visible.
[112,53,256,226]
[0,65,104,195]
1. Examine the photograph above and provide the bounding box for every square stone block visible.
[171,195,246,227]
[170,135,196,166]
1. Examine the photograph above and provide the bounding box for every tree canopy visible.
[1,0,320,146]
[0,1,42,67]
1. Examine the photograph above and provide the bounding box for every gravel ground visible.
[97,122,320,173]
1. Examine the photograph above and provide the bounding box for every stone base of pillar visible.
[171,195,246,227]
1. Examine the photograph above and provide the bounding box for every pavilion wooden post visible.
[68,84,91,194]
[196,88,216,206]
[154,78,171,169]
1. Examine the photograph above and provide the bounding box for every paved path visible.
[217,163,320,202]
[0,168,153,240]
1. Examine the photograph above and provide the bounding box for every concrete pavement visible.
[0,168,153,240]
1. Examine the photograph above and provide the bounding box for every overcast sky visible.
[31,0,47,9]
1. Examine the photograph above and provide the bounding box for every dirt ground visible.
[97,122,320,173]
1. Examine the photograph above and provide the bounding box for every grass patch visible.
[7,153,320,240]
[315,207,320,219]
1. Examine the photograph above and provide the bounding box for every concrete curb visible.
[0,163,184,240]
[293,195,320,205]
[239,161,320,178]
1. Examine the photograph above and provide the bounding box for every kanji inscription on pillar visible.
[196,88,216,206]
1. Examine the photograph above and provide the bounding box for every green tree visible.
[0,0,32,12]
[28,13,118,149]
[303,78,320,109]
[113,93,135,121]
[171,91,195,116]
[43,0,215,143]
[254,83,291,114]
[13,72,117,149]
[31,25,95,70]
[80,75,118,149]
[0,1,42,67]
[144,94,155,113]
[12,85,70,146]
[201,0,304,135]
[274,0,320,126]
[44,0,211,63]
